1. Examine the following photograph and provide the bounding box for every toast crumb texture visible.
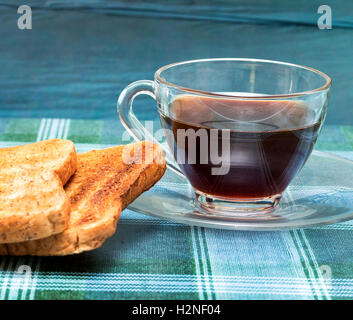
[0,139,77,243]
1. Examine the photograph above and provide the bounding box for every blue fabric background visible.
[0,0,352,125]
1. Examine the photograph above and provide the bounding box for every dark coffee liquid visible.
[159,95,321,199]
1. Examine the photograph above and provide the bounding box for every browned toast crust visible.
[0,141,166,255]
[0,139,77,243]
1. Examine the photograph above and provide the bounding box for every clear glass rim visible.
[154,58,332,99]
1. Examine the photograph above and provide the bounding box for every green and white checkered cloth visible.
[0,117,353,300]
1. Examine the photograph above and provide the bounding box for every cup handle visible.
[118,80,184,177]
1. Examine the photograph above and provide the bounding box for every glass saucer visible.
[128,151,353,230]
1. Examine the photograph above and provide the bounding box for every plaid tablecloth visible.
[0,117,352,300]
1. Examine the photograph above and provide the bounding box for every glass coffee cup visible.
[118,58,331,215]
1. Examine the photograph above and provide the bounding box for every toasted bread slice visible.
[0,141,166,256]
[0,139,77,243]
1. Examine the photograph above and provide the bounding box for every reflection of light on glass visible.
[249,65,256,93]
[231,144,261,167]
[194,95,301,126]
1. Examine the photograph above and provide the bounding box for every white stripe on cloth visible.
[281,232,316,298]
[190,227,205,300]
[292,230,325,299]
[8,258,26,300]
[298,229,331,299]
[0,258,14,299]
[0,257,9,299]
[285,186,331,300]
[1,272,351,297]
[196,228,213,299]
